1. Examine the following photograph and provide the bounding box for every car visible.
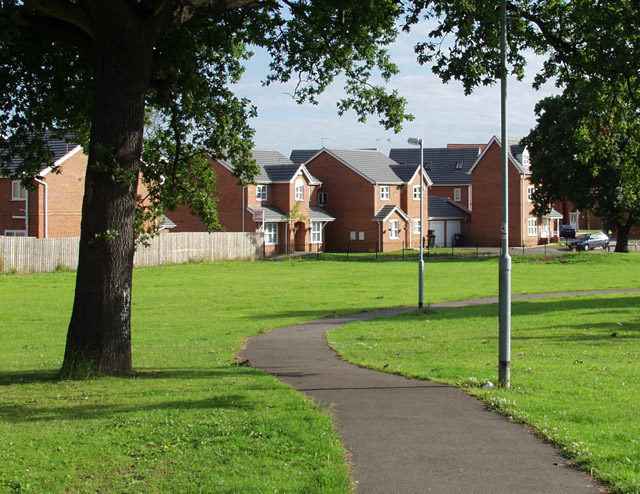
[569,232,610,251]
[559,224,576,239]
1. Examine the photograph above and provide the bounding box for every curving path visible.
[240,290,640,493]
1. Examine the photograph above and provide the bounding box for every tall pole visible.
[498,0,511,388]
[408,137,424,309]
[419,139,424,309]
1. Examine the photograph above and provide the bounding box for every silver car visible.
[569,232,610,251]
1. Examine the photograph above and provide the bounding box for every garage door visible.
[430,221,445,247]
[446,220,461,247]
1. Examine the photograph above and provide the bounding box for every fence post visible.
[402,241,405,260]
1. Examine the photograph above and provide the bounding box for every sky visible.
[231,23,560,157]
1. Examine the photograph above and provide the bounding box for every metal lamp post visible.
[498,0,511,388]
[407,137,424,309]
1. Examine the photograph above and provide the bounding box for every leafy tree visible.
[0,0,411,377]
[523,81,640,252]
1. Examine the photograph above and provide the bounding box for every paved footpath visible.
[241,290,640,493]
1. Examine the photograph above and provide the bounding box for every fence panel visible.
[0,232,263,274]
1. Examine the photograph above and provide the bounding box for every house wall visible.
[470,141,538,247]
[405,173,429,249]
[430,184,471,211]
[305,153,379,252]
[1,150,88,238]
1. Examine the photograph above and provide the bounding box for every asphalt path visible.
[240,290,640,493]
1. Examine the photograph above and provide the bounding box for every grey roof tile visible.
[309,206,335,222]
[494,137,530,174]
[247,205,287,222]
[372,205,410,222]
[428,197,468,220]
[2,133,81,175]
[389,147,480,185]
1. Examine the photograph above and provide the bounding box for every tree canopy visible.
[523,80,640,252]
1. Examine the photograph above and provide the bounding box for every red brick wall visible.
[430,185,471,211]
[470,141,538,247]
[305,153,379,251]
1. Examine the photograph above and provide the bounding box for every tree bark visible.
[614,215,633,253]
[61,37,154,377]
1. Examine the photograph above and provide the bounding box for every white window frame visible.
[256,185,267,202]
[295,179,304,201]
[413,219,421,235]
[454,188,461,202]
[527,185,535,202]
[380,185,390,201]
[350,231,356,241]
[264,223,278,245]
[318,192,328,207]
[527,218,538,236]
[11,181,27,201]
[359,231,365,241]
[389,219,399,240]
[4,230,26,237]
[413,185,421,201]
[310,222,322,244]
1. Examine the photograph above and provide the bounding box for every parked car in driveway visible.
[569,232,610,251]
[559,224,576,239]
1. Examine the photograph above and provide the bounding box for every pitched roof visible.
[289,149,319,165]
[468,136,530,175]
[389,147,480,185]
[2,133,82,176]
[372,205,411,222]
[428,197,468,220]
[308,206,335,222]
[219,149,319,184]
[247,205,288,222]
[296,148,431,185]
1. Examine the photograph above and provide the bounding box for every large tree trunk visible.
[614,215,633,253]
[61,39,154,377]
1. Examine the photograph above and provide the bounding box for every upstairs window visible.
[295,179,304,201]
[454,188,461,202]
[527,185,535,202]
[11,181,27,201]
[455,162,463,170]
[380,185,390,201]
[413,185,421,200]
[256,185,267,202]
[318,192,328,207]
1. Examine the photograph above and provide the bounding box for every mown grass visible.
[0,253,639,493]
[328,293,640,494]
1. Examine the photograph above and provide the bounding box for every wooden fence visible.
[0,232,263,274]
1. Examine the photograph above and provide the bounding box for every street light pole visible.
[499,0,511,388]
[408,137,424,309]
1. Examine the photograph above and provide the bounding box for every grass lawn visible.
[328,292,640,494]
[0,253,639,492]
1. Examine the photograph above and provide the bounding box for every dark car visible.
[559,224,576,239]
[569,232,610,251]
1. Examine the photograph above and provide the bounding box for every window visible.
[318,192,328,207]
[413,219,421,235]
[264,223,278,245]
[455,162,463,170]
[454,188,461,202]
[424,161,432,170]
[359,231,365,241]
[4,230,26,237]
[295,179,304,201]
[389,219,399,240]
[380,185,390,201]
[527,185,535,202]
[11,181,27,201]
[527,218,538,236]
[350,231,356,241]
[522,149,531,167]
[311,222,322,244]
[413,185,421,201]
[256,185,267,201]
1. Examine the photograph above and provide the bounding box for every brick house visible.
[169,150,334,256]
[294,148,431,252]
[1,136,86,237]
[427,196,471,247]
[468,136,562,247]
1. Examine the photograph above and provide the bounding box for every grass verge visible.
[0,253,639,492]
[328,293,640,494]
